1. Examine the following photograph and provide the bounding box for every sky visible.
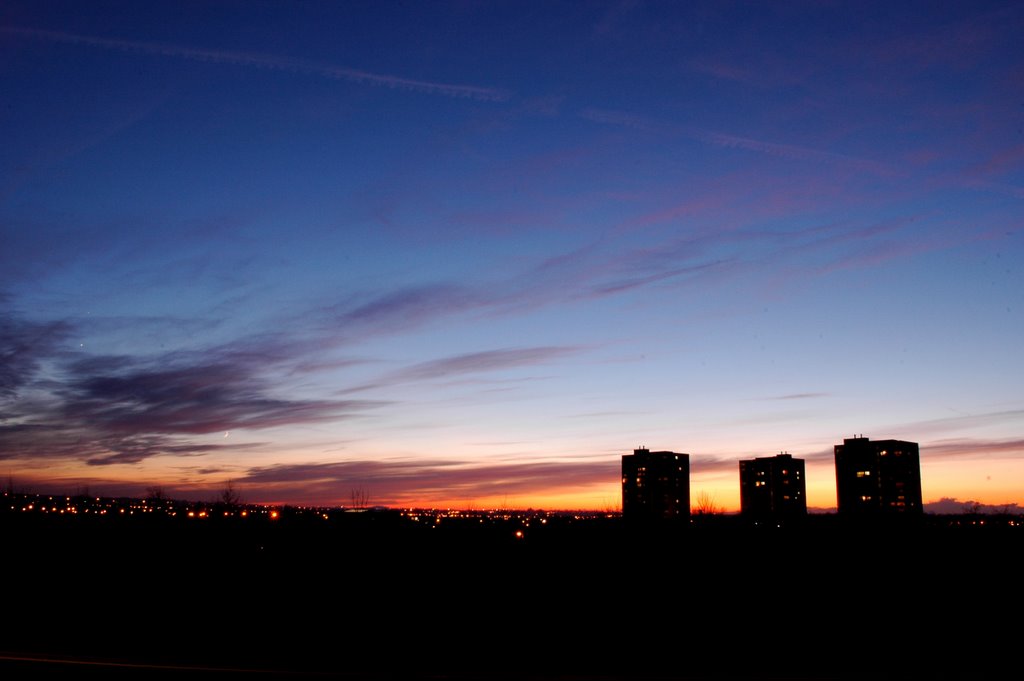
[1,0,1022,512]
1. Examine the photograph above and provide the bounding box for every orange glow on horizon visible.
[6,442,1024,512]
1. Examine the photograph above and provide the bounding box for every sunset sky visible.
[2,0,1021,512]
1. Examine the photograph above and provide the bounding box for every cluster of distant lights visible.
[397,509,621,540]
[2,492,617,524]
[5,492,1019,529]
[399,509,618,521]
[2,491,622,544]
[3,491,281,519]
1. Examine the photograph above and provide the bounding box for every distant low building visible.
[621,448,689,522]
[834,436,922,515]
[739,453,807,520]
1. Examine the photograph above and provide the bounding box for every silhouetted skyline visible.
[834,436,923,515]
[1,1,1021,511]
[621,448,689,521]
[4,483,1020,680]
[739,452,807,519]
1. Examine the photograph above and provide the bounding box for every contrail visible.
[2,26,511,102]
[581,107,897,176]
[692,129,897,176]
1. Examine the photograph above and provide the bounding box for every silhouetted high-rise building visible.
[621,448,689,521]
[739,453,806,519]
[834,436,922,515]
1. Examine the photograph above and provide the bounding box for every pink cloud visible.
[856,10,1009,72]
[691,130,897,177]
[687,58,752,83]
[236,458,621,506]
[581,107,897,177]
[919,438,1024,461]
[966,143,1024,180]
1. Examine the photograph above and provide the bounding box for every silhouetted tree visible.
[962,500,982,515]
[6,474,30,495]
[146,485,167,501]
[350,486,369,509]
[694,491,722,515]
[220,479,242,508]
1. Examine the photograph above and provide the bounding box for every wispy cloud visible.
[326,284,483,336]
[799,448,837,464]
[579,108,668,134]
[686,46,818,91]
[761,393,830,401]
[691,129,897,177]
[316,251,725,344]
[85,439,249,467]
[238,458,620,506]
[592,0,641,39]
[580,107,897,176]
[764,214,946,284]
[856,4,1021,72]
[920,438,1024,460]
[687,59,753,84]
[586,260,729,298]
[945,143,1024,199]
[0,312,386,466]
[568,410,651,419]
[339,345,584,395]
[59,362,375,435]
[0,311,71,398]
[899,409,1024,440]
[690,456,746,477]
[314,178,909,338]
[0,423,255,466]
[965,143,1024,181]
[924,497,1023,514]
[2,26,511,102]
[0,90,170,203]
[525,230,739,306]
[392,347,582,382]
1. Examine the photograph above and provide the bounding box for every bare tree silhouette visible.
[694,491,722,515]
[220,479,243,508]
[962,500,982,515]
[349,486,369,509]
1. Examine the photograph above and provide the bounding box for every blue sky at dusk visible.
[2,0,1022,511]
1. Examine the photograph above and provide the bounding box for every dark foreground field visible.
[2,511,1020,680]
